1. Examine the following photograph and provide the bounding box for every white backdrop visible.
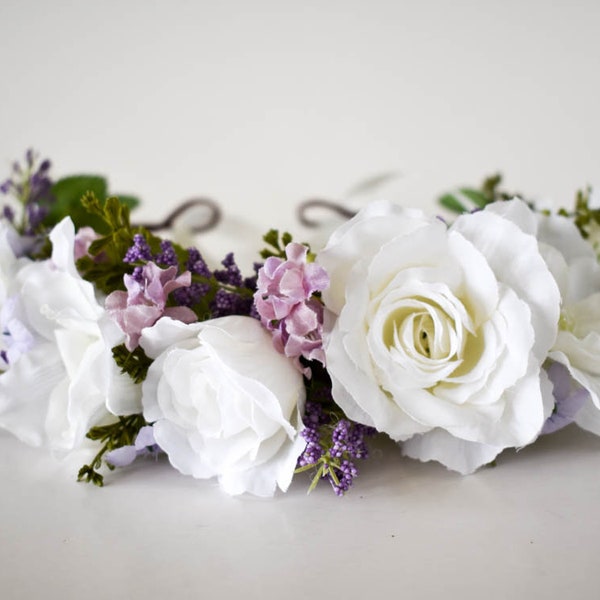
[2,1,600,598]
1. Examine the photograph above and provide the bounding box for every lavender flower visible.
[296,399,376,496]
[214,252,243,287]
[123,234,152,263]
[1,149,54,237]
[154,240,178,267]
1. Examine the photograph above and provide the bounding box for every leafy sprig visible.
[557,186,600,240]
[46,174,139,232]
[259,228,316,262]
[112,344,153,384]
[77,414,148,487]
[74,192,160,293]
[260,229,293,259]
[439,173,530,215]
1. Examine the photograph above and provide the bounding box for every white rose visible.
[318,199,560,474]
[0,218,140,450]
[487,199,600,435]
[140,315,306,496]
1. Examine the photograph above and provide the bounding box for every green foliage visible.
[260,229,293,259]
[45,175,139,231]
[561,187,600,240]
[439,193,468,214]
[259,229,316,262]
[438,173,528,215]
[77,414,148,487]
[112,344,153,384]
[75,192,145,293]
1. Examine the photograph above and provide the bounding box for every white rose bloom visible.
[0,218,141,451]
[487,199,600,435]
[318,199,560,474]
[140,315,306,497]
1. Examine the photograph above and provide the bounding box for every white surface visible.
[1,1,600,598]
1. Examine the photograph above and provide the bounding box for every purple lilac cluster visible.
[106,262,197,351]
[0,149,54,235]
[254,242,329,374]
[297,400,376,496]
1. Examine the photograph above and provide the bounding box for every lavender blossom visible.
[296,399,376,496]
[123,234,152,263]
[154,240,178,267]
[1,149,54,237]
[214,252,243,287]
[209,253,255,317]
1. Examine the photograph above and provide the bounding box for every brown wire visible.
[136,197,222,233]
[296,198,356,228]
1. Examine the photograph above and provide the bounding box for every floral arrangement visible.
[1,151,599,497]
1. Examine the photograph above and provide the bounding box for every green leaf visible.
[45,176,140,232]
[327,463,340,486]
[78,414,148,486]
[112,344,152,384]
[439,193,468,214]
[47,175,108,230]
[308,464,325,494]
[260,229,295,259]
[459,188,488,208]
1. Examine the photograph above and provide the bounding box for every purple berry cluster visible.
[209,253,256,318]
[123,234,153,263]
[297,400,376,496]
[122,234,256,319]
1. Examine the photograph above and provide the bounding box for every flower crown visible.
[1,150,599,497]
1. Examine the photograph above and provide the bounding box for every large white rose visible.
[486,199,600,435]
[318,199,560,474]
[140,315,306,496]
[0,218,140,451]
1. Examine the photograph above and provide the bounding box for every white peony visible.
[318,199,561,474]
[0,218,140,451]
[140,315,306,496]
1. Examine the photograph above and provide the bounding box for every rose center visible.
[383,301,458,363]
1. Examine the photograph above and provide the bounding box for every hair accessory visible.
[1,151,599,497]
